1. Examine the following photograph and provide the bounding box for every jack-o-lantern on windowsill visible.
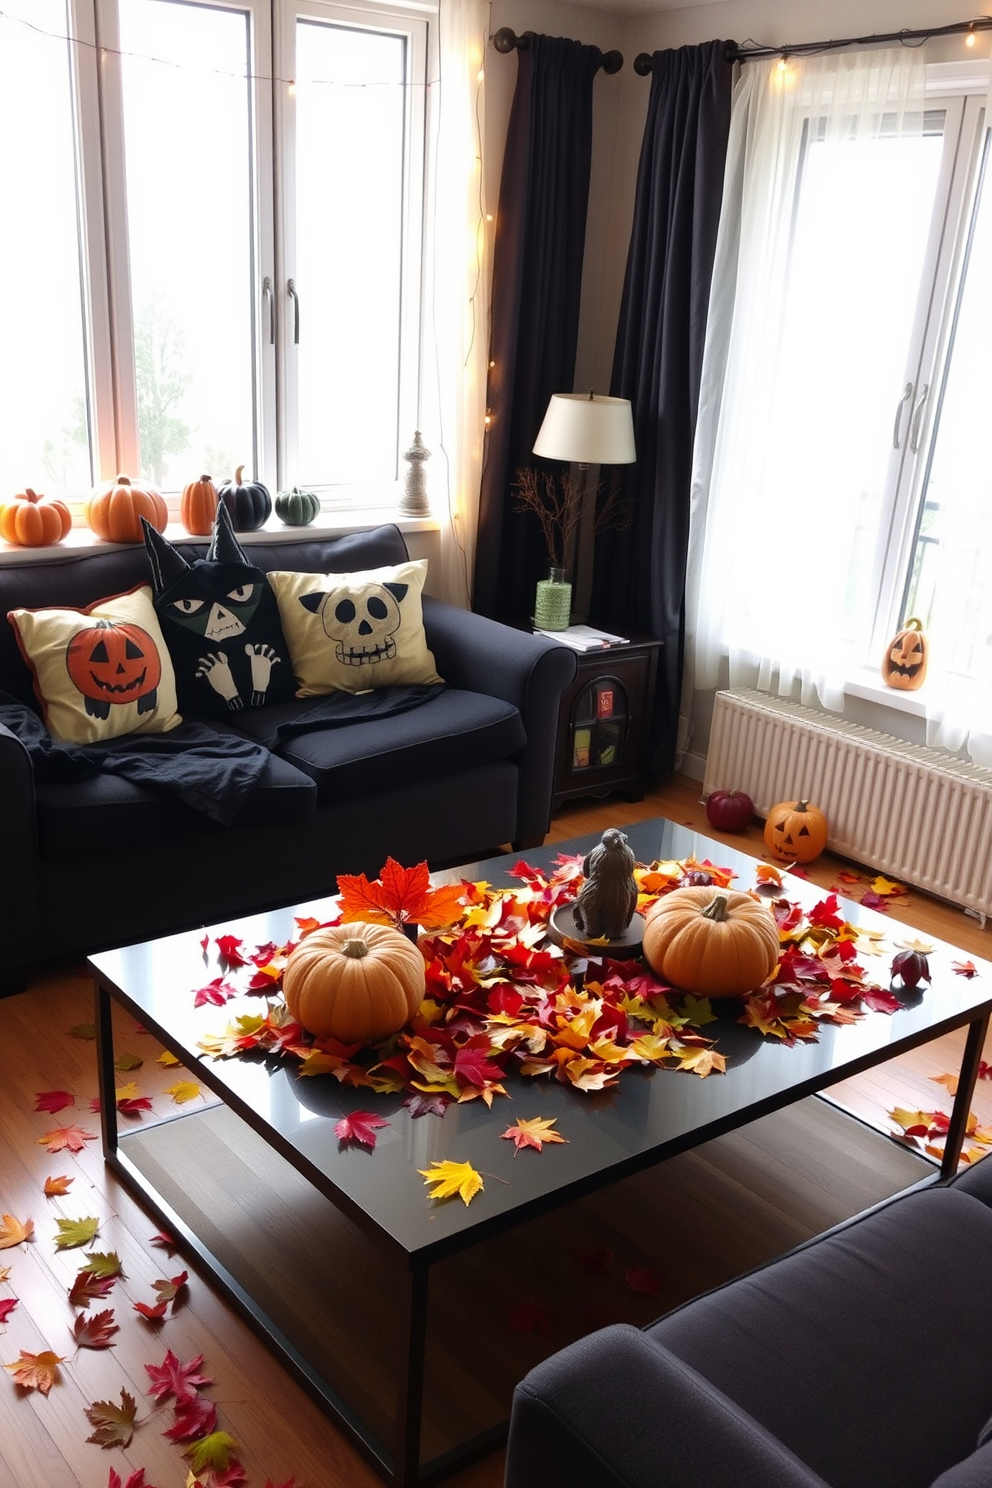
[882,616,928,691]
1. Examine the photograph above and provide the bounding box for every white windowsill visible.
[0,509,440,566]
[843,669,931,720]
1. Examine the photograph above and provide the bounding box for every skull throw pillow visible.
[267,560,443,696]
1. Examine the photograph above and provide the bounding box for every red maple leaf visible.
[72,1308,119,1349]
[192,977,239,1009]
[453,1045,503,1087]
[403,1092,449,1118]
[576,1245,615,1275]
[34,1089,75,1114]
[145,1348,214,1405]
[109,1469,158,1488]
[163,1394,217,1441]
[69,1270,115,1308]
[0,1296,19,1323]
[149,1230,177,1253]
[133,1300,168,1321]
[333,1111,389,1149]
[117,1096,154,1118]
[37,1124,96,1154]
[215,934,249,968]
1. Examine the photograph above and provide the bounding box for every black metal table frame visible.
[91,857,992,1488]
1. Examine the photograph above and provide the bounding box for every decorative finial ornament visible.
[399,430,431,516]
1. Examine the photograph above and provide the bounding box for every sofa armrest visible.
[506,1325,830,1488]
[0,722,41,989]
[422,598,576,845]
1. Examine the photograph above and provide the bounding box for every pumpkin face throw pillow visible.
[8,584,181,744]
[268,560,443,696]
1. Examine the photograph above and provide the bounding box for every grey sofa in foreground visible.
[506,1152,992,1488]
[0,523,575,993]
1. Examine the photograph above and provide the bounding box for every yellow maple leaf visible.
[0,1266,9,1284]
[676,1046,727,1078]
[114,1080,140,1102]
[164,1080,201,1105]
[0,1214,34,1249]
[889,1106,934,1133]
[157,1049,182,1067]
[870,874,906,897]
[896,936,935,954]
[418,1159,484,1205]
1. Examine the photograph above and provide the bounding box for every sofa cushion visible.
[8,585,182,744]
[268,560,442,695]
[36,746,316,860]
[650,1187,992,1488]
[142,509,297,717]
[931,1442,992,1487]
[230,687,525,803]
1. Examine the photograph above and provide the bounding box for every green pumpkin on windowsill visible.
[275,486,321,527]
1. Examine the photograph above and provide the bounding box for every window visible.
[0,0,431,510]
[689,51,992,756]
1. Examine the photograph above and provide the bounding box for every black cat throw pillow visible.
[141,506,296,718]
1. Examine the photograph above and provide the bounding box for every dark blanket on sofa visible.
[270,683,446,747]
[0,695,270,826]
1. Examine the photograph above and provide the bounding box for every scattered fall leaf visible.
[72,1308,118,1349]
[69,1269,115,1309]
[108,1469,155,1488]
[418,1158,484,1206]
[149,1229,177,1253]
[145,1348,214,1405]
[44,1175,73,1197]
[0,1214,33,1249]
[165,1081,202,1105]
[338,857,465,930]
[34,1089,75,1114]
[508,1301,555,1335]
[501,1116,568,1154]
[68,1022,96,1039]
[157,1049,182,1067]
[576,1245,615,1274]
[0,1297,19,1324]
[81,1250,124,1279]
[114,1050,144,1071]
[953,959,979,978]
[4,1348,63,1394]
[85,1388,137,1447]
[333,1111,389,1148]
[183,1430,239,1475]
[163,1394,218,1441]
[37,1124,97,1154]
[53,1216,100,1251]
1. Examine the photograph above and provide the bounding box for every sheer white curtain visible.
[422,0,489,608]
[684,48,929,731]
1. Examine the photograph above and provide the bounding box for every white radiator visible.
[703,687,992,921]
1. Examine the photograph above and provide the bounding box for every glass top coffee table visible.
[88,818,992,1486]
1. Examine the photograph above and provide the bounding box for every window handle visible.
[910,383,930,453]
[288,278,300,345]
[262,276,274,345]
[892,382,913,449]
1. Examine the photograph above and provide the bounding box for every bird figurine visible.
[572,828,639,941]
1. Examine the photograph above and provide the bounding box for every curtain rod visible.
[633,16,992,74]
[492,26,624,74]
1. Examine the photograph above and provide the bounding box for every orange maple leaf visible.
[338,857,464,930]
[0,1214,34,1249]
[501,1116,568,1154]
[4,1349,64,1394]
[37,1124,97,1154]
[43,1175,73,1197]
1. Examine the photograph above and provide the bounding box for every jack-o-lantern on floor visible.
[763,798,828,864]
[882,616,928,691]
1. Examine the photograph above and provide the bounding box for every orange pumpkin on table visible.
[762,798,828,864]
[642,886,780,997]
[86,473,168,544]
[0,488,72,547]
[282,921,426,1044]
[882,617,928,691]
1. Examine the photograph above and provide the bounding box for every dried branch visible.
[512,465,633,572]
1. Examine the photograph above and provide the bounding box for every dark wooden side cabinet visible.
[549,632,663,813]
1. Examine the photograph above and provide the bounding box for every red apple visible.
[705,789,755,832]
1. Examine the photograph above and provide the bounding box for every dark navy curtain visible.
[591,41,734,776]
[473,33,604,623]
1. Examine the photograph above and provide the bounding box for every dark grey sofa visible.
[0,523,575,993]
[505,1153,992,1488]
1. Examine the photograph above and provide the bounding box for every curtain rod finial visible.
[602,49,623,73]
[634,52,653,76]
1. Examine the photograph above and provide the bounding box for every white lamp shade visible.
[532,392,636,465]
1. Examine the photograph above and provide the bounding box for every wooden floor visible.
[1,773,989,1488]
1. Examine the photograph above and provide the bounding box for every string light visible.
[966,26,977,47]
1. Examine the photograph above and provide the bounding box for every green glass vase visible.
[534,567,572,630]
